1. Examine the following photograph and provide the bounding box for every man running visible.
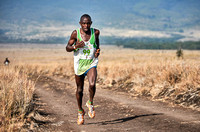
[66,14,100,125]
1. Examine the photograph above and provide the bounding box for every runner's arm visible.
[66,30,77,52]
[66,30,85,52]
[94,29,100,58]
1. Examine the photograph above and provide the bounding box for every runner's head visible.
[79,14,92,32]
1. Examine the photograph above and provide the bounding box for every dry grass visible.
[0,44,200,131]
[0,66,35,131]
[97,47,200,110]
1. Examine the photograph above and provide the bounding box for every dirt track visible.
[29,75,200,132]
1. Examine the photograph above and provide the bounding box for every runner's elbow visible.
[66,46,72,52]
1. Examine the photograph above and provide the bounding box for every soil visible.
[26,75,200,132]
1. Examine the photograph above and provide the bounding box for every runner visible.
[66,14,100,125]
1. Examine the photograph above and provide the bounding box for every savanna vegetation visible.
[0,44,200,131]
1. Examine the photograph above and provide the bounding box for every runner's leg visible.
[87,67,97,105]
[75,74,85,110]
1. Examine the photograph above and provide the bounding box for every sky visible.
[0,0,200,42]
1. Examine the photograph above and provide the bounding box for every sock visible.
[88,100,93,105]
[78,109,83,113]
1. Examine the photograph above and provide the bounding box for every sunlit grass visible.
[0,66,35,131]
[98,47,200,110]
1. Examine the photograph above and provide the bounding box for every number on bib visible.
[83,49,90,56]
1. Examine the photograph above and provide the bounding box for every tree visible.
[176,47,183,59]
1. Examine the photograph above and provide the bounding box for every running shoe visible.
[77,109,85,125]
[86,100,95,119]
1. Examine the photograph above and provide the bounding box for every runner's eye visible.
[82,22,91,25]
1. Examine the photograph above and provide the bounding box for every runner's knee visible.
[76,87,83,94]
[89,82,95,89]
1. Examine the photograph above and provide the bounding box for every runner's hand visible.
[95,49,100,58]
[75,39,85,49]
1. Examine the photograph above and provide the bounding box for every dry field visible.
[0,43,200,130]
[98,47,200,109]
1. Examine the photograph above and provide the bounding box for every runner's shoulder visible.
[71,30,77,39]
[94,28,100,36]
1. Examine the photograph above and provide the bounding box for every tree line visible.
[114,40,200,50]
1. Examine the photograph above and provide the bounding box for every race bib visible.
[79,42,95,59]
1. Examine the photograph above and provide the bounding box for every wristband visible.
[96,49,100,53]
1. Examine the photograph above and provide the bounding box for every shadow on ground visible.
[86,113,163,125]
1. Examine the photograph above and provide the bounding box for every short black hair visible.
[80,14,92,22]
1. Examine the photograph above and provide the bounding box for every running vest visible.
[73,28,98,75]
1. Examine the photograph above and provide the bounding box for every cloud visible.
[1,20,200,42]
[176,29,200,42]
[1,21,79,40]
[1,20,172,40]
[101,28,172,38]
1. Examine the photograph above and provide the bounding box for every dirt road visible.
[29,75,200,132]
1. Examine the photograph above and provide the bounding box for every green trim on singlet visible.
[77,29,82,42]
[90,28,96,47]
[76,28,96,49]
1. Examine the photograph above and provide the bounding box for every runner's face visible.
[80,17,92,32]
